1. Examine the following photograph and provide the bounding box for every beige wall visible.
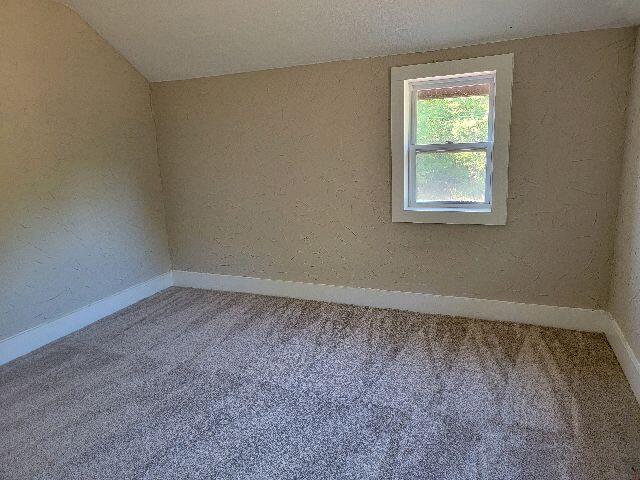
[0,0,170,340]
[151,28,636,311]
[610,30,640,359]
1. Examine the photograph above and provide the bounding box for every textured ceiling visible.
[60,0,640,82]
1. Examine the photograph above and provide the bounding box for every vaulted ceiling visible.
[59,0,640,82]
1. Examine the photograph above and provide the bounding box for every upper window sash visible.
[408,73,496,147]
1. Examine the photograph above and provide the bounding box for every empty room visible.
[2,0,640,477]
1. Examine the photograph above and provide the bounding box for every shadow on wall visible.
[0,0,170,341]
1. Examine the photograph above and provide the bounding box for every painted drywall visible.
[0,0,170,341]
[610,30,640,360]
[152,28,636,311]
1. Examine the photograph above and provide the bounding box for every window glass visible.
[415,151,487,203]
[415,83,490,145]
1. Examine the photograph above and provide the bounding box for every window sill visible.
[392,206,506,225]
[405,206,492,214]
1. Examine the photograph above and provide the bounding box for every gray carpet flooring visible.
[1,287,640,479]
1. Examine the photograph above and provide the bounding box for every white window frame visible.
[391,54,514,225]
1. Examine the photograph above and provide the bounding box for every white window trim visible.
[391,54,514,225]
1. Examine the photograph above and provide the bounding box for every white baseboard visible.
[3,268,638,407]
[0,272,173,366]
[172,270,610,332]
[604,315,640,404]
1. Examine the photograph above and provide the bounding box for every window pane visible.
[415,151,487,203]
[415,83,490,145]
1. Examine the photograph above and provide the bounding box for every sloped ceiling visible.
[60,0,640,82]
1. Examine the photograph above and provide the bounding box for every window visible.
[391,54,513,224]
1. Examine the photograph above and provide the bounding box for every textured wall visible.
[0,0,170,340]
[610,30,640,359]
[152,28,636,310]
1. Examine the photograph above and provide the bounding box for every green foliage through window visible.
[416,151,486,202]
[414,87,489,202]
